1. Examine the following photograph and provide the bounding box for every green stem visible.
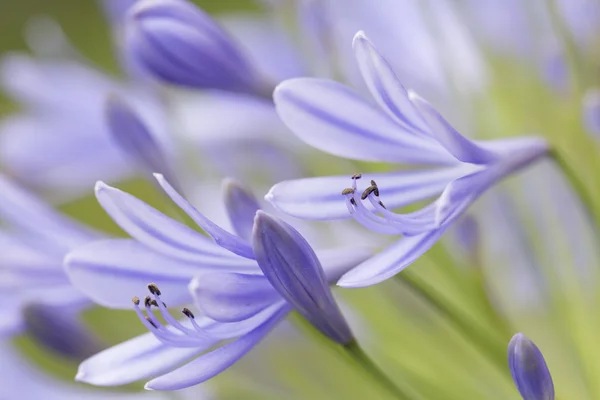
[394,273,510,379]
[550,150,599,228]
[343,341,415,400]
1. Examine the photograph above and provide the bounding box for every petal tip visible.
[353,30,368,44]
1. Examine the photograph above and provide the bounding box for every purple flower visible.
[0,175,101,357]
[508,333,555,400]
[66,175,370,389]
[124,0,273,96]
[267,32,548,287]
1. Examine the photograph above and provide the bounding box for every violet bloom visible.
[125,0,274,96]
[508,333,555,400]
[66,175,369,389]
[0,175,101,357]
[268,31,548,288]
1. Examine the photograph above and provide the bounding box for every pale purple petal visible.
[315,247,374,283]
[76,331,212,386]
[265,165,473,220]
[189,273,280,322]
[144,305,289,390]
[95,181,235,263]
[154,174,254,259]
[223,179,261,241]
[508,333,555,400]
[274,78,457,164]
[65,239,205,309]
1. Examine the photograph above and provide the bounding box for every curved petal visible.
[337,229,447,288]
[273,78,456,164]
[223,179,261,241]
[409,93,499,164]
[65,239,204,309]
[76,331,213,387]
[95,181,235,263]
[154,174,254,259]
[144,305,289,390]
[265,165,473,220]
[352,31,430,135]
[189,273,280,322]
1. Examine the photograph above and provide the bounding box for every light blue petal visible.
[274,78,457,164]
[95,181,235,263]
[189,273,280,322]
[154,174,255,259]
[65,239,208,309]
[352,31,431,135]
[266,165,472,220]
[508,333,555,400]
[76,331,213,386]
[144,305,290,390]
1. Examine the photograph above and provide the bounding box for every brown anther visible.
[150,299,159,307]
[147,283,161,296]
[145,316,157,328]
[182,308,195,319]
[370,180,380,196]
[341,188,355,196]
[378,201,387,209]
[361,185,377,200]
[132,296,140,305]
[350,198,356,206]
[351,173,362,180]
[144,296,152,307]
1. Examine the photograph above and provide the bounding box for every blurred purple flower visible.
[508,333,555,400]
[267,32,548,287]
[67,175,369,389]
[0,175,102,357]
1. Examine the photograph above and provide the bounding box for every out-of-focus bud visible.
[105,95,180,191]
[125,0,271,96]
[252,211,354,345]
[23,303,104,360]
[582,88,600,140]
[223,179,261,241]
[508,333,555,400]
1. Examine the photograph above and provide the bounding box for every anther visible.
[350,198,356,206]
[370,180,380,196]
[144,296,152,307]
[379,201,387,209]
[145,316,157,328]
[352,173,362,180]
[361,185,377,200]
[342,188,355,196]
[182,308,195,319]
[132,296,140,305]
[148,283,161,296]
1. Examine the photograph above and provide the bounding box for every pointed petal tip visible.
[143,383,154,391]
[352,30,368,44]
[94,180,110,194]
[75,370,85,382]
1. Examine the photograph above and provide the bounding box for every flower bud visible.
[508,333,555,400]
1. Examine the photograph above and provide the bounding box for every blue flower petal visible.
[274,77,457,164]
[223,179,261,241]
[76,331,212,386]
[144,305,289,390]
[154,174,255,259]
[95,181,235,263]
[189,273,281,322]
[266,165,472,220]
[508,333,555,400]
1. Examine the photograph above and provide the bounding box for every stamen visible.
[361,185,377,200]
[182,308,195,319]
[148,283,161,296]
[351,173,362,180]
[132,296,140,305]
[370,180,380,196]
[341,188,355,196]
[145,316,157,329]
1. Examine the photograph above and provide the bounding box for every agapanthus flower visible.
[508,333,555,400]
[268,31,549,287]
[66,174,369,389]
[0,175,102,357]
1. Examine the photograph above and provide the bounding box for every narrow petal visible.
[189,273,280,322]
[266,165,473,220]
[409,92,499,164]
[105,95,181,190]
[95,181,234,263]
[252,211,353,344]
[145,305,289,390]
[65,239,206,309]
[223,179,261,241]
[274,78,456,164]
[352,31,430,135]
[337,229,447,288]
[154,174,254,259]
[76,331,212,386]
